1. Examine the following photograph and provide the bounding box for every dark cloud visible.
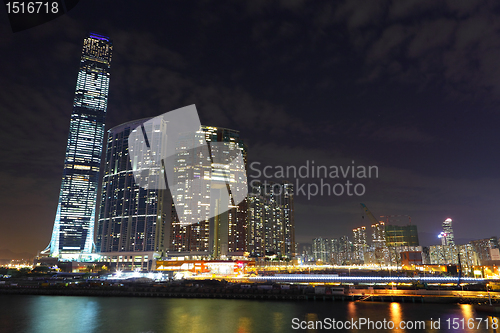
[1,1,500,253]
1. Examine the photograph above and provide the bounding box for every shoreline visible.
[0,286,496,304]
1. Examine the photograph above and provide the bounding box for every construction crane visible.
[360,203,388,267]
[360,203,382,225]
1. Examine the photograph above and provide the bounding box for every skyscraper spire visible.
[43,33,112,259]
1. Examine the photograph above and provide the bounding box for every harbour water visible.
[0,295,498,333]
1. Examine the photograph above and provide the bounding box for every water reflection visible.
[272,312,283,333]
[347,301,356,318]
[28,296,99,333]
[237,317,251,333]
[305,313,318,332]
[3,295,500,333]
[387,302,403,332]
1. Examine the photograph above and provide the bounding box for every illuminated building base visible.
[98,251,161,271]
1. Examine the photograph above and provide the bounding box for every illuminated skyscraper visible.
[44,33,112,258]
[96,118,170,270]
[312,237,331,263]
[247,181,295,258]
[352,226,367,263]
[279,182,295,257]
[170,126,248,259]
[371,222,389,265]
[440,218,455,246]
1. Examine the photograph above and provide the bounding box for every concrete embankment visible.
[0,286,495,304]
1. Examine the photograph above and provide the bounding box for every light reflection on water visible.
[0,295,499,333]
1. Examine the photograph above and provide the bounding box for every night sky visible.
[1,0,500,255]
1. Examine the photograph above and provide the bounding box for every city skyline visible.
[1,1,500,255]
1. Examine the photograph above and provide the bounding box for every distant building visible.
[299,244,313,263]
[330,238,342,265]
[421,246,430,264]
[385,225,419,247]
[458,243,478,269]
[246,181,295,258]
[440,218,455,245]
[389,246,422,266]
[429,244,458,265]
[333,236,353,265]
[371,222,389,265]
[352,226,367,263]
[433,218,458,264]
[312,237,331,263]
[471,237,499,265]
[400,251,422,266]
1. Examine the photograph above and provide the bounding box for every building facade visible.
[471,237,499,265]
[312,237,331,263]
[352,226,367,263]
[96,118,171,270]
[441,218,455,245]
[371,222,389,265]
[45,33,112,259]
[246,181,295,258]
[169,126,248,259]
[385,225,419,247]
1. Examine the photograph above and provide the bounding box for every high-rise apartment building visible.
[352,226,367,263]
[246,181,295,258]
[471,237,499,265]
[312,237,331,263]
[371,222,389,265]
[96,118,171,270]
[44,33,112,259]
[458,243,478,269]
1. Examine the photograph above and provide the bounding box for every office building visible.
[44,33,112,259]
[440,218,455,245]
[96,118,170,270]
[169,126,248,259]
[385,225,419,247]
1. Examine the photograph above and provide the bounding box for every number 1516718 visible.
[5,2,59,14]
[446,317,499,330]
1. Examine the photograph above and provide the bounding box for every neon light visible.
[90,33,109,41]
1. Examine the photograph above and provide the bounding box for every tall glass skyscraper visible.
[96,118,170,270]
[45,33,112,258]
[441,218,455,246]
[170,126,248,259]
